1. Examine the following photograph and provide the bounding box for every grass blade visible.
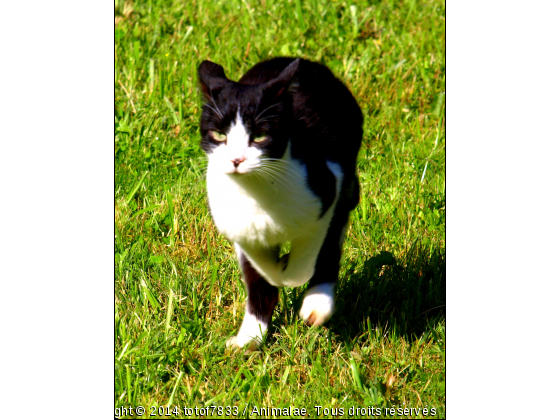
[165,287,174,340]
[167,371,184,406]
[126,171,148,205]
[164,96,180,126]
[294,0,305,31]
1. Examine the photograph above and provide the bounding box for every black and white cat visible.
[198,57,362,350]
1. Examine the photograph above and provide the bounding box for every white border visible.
[447,1,560,418]
[0,2,113,417]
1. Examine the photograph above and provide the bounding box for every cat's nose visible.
[231,157,246,168]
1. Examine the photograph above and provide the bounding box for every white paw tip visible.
[226,335,259,352]
[299,284,335,326]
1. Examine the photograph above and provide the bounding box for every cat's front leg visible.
[227,246,279,350]
[237,231,326,287]
[235,242,282,279]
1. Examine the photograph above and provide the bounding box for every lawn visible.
[115,0,445,418]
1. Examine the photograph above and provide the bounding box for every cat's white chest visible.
[205,155,322,246]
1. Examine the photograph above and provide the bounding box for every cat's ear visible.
[198,60,227,100]
[262,58,300,99]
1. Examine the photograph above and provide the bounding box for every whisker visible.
[249,167,276,185]
[255,115,279,124]
[254,102,282,122]
[259,161,302,179]
[203,102,223,120]
[210,96,223,118]
[206,115,222,124]
[254,168,291,190]
[253,164,289,182]
[255,164,299,188]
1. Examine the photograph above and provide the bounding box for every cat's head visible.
[198,59,299,175]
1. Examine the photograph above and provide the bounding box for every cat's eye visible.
[210,131,227,142]
[253,134,268,143]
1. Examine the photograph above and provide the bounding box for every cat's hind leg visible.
[227,245,279,350]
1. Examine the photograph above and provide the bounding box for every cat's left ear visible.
[262,58,300,99]
[198,60,228,100]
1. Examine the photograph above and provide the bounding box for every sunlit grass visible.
[115,0,445,417]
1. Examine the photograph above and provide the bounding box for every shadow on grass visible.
[327,240,445,342]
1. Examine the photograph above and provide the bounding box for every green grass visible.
[115,0,445,418]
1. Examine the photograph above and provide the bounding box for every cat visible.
[198,57,363,350]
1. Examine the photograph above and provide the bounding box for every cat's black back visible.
[239,58,362,169]
[240,57,362,214]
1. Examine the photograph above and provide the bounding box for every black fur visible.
[239,252,279,325]
[198,58,363,343]
[199,57,362,216]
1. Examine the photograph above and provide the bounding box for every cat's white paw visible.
[226,335,258,352]
[226,312,266,351]
[299,283,335,326]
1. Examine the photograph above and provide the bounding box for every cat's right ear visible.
[198,61,227,100]
[262,58,300,100]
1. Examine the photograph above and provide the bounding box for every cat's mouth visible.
[229,166,253,175]
[227,160,256,175]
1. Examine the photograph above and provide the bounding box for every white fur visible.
[208,113,262,175]
[207,131,344,287]
[226,311,267,349]
[208,119,346,348]
[299,283,335,326]
[237,161,343,287]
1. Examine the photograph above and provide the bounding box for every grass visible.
[115,0,445,418]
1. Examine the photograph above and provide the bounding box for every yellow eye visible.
[210,131,227,142]
[253,135,268,143]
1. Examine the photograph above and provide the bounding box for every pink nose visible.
[232,157,246,168]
